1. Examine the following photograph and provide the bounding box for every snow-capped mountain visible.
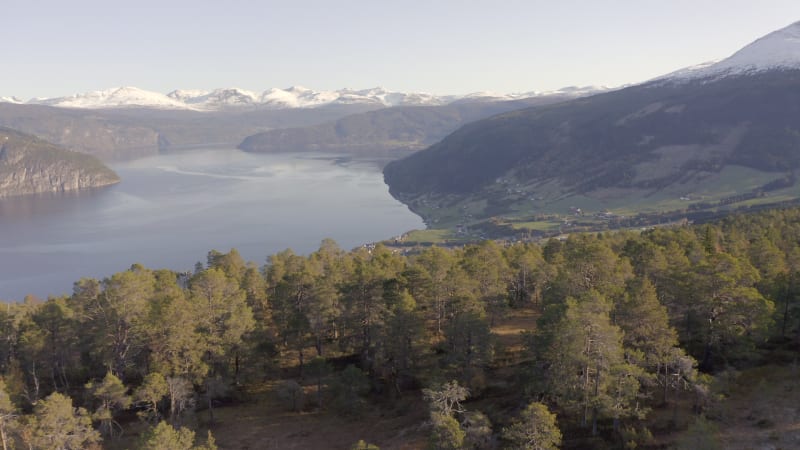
[8,86,466,111]
[259,86,341,108]
[0,96,23,104]
[28,87,189,110]
[457,85,611,103]
[167,88,260,109]
[3,85,609,112]
[663,20,800,81]
[383,20,800,226]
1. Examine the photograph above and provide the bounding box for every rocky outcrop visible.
[0,127,120,198]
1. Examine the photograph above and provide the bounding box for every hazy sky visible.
[3,0,800,99]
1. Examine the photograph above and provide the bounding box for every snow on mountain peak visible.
[167,89,211,102]
[10,84,610,111]
[285,86,312,93]
[666,20,800,81]
[30,86,190,109]
[718,20,800,70]
[182,88,260,108]
[0,96,23,104]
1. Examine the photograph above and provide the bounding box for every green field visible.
[404,166,800,239]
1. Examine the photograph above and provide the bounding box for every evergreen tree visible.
[541,291,641,435]
[690,253,774,369]
[411,246,458,336]
[505,242,551,309]
[85,371,131,437]
[377,287,426,396]
[93,267,156,379]
[135,372,169,423]
[502,402,562,450]
[461,410,492,449]
[424,381,470,450]
[330,365,370,417]
[444,309,492,390]
[429,412,465,450]
[0,379,16,450]
[617,278,693,404]
[461,241,510,326]
[137,421,217,450]
[25,392,100,450]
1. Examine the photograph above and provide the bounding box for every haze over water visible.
[0,148,424,301]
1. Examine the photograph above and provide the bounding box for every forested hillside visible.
[1,207,800,449]
[237,96,581,156]
[383,70,800,227]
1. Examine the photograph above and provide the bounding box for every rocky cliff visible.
[0,127,120,198]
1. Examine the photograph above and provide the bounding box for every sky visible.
[2,0,800,99]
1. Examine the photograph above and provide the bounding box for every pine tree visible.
[86,371,131,437]
[137,421,217,450]
[25,392,100,450]
[502,402,562,450]
[542,291,641,435]
[0,379,16,450]
[135,372,168,423]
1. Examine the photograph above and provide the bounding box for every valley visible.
[383,22,800,242]
[2,13,800,450]
[0,148,422,301]
[392,164,800,244]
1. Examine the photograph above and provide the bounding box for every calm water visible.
[0,148,424,301]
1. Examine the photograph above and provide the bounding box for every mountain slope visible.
[384,21,800,226]
[0,85,607,161]
[238,92,601,156]
[666,20,800,80]
[30,87,189,110]
[0,103,163,161]
[386,72,800,195]
[0,127,119,197]
[0,102,378,161]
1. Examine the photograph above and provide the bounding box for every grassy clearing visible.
[103,309,543,450]
[508,220,561,232]
[688,165,780,198]
[669,364,800,450]
[491,309,538,365]
[413,166,793,233]
[401,229,453,244]
[207,392,428,450]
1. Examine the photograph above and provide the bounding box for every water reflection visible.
[0,187,114,222]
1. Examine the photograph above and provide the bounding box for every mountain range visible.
[0,85,608,162]
[238,91,600,156]
[383,20,800,228]
[1,85,607,112]
[3,19,799,218]
[0,102,382,161]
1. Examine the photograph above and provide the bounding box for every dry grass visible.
[109,311,800,450]
[208,397,429,450]
[492,309,538,361]
[105,308,542,449]
[208,309,540,449]
[712,365,800,450]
